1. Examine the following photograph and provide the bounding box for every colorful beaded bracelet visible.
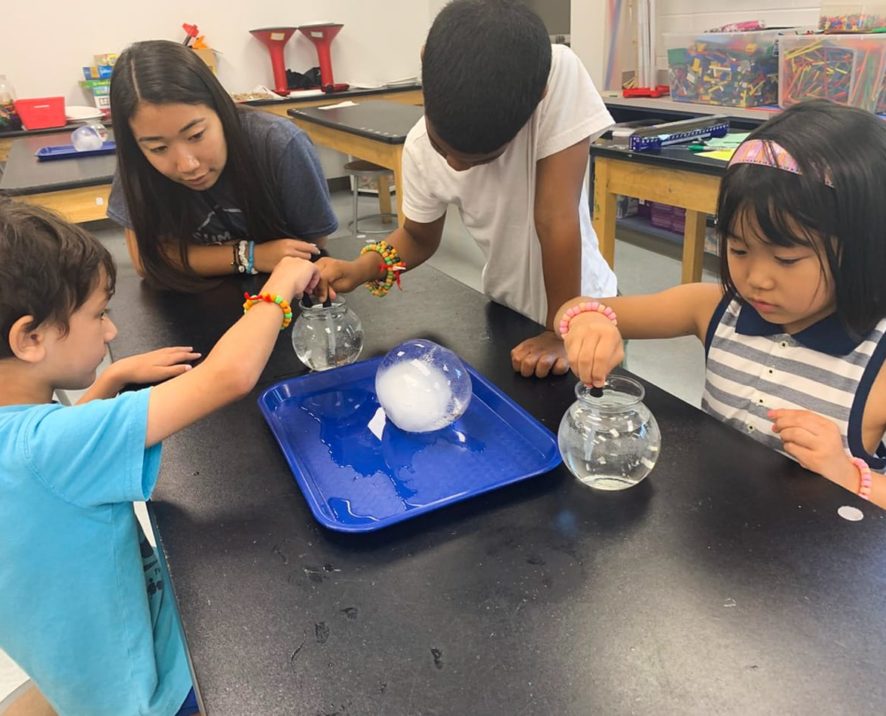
[558,301,618,338]
[360,240,406,297]
[850,457,873,501]
[233,241,258,275]
[242,292,293,330]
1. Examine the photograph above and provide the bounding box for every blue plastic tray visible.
[259,357,561,532]
[35,141,116,161]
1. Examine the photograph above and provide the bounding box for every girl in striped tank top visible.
[555,100,886,509]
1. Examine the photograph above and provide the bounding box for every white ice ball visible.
[375,339,472,433]
[71,123,108,152]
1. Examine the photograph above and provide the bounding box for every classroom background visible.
[1,0,881,709]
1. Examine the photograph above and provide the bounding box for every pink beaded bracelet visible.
[558,301,618,337]
[850,457,873,501]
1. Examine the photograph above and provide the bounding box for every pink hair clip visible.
[728,139,833,188]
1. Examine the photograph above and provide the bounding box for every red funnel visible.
[298,23,348,92]
[250,27,297,95]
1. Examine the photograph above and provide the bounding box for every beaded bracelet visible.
[242,292,293,330]
[233,241,258,275]
[850,457,873,500]
[246,240,256,275]
[558,301,618,338]
[360,240,406,297]
[236,240,248,274]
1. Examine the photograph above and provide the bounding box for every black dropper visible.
[301,294,332,308]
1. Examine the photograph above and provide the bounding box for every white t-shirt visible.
[402,44,617,324]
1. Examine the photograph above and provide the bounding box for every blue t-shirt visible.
[107,109,338,244]
[0,389,192,715]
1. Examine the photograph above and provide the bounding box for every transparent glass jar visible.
[558,375,661,490]
[291,297,363,371]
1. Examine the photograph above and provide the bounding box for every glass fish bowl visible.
[557,375,661,490]
[291,297,363,371]
[375,339,472,433]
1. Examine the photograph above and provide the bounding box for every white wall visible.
[656,0,819,36]
[525,0,571,35]
[571,2,608,90]
[2,1,434,106]
[656,1,820,66]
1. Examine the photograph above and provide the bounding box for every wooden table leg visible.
[682,209,707,283]
[592,158,617,269]
[377,174,393,225]
[392,146,404,228]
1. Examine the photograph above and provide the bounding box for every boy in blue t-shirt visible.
[0,199,319,715]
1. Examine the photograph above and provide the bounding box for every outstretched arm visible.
[75,346,201,403]
[144,257,320,446]
[315,215,447,299]
[554,282,723,386]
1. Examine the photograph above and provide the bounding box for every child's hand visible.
[75,346,201,404]
[261,256,321,303]
[108,346,200,387]
[111,346,202,386]
[313,256,376,301]
[511,330,570,378]
[253,238,321,272]
[769,409,856,486]
[563,312,624,387]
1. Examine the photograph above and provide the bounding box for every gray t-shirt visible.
[107,109,337,244]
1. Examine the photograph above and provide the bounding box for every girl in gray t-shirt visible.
[108,39,337,291]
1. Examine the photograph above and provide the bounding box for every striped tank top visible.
[702,295,886,471]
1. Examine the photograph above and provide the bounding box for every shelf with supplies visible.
[603,95,778,131]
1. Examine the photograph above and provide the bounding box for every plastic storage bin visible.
[13,97,65,130]
[649,202,686,235]
[779,34,886,112]
[649,202,673,230]
[820,3,886,32]
[666,30,798,107]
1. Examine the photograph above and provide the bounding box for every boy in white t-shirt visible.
[317,0,616,378]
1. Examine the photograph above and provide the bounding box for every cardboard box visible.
[192,48,218,74]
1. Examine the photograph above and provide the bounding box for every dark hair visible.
[0,199,116,358]
[422,0,551,153]
[717,99,886,337]
[110,40,287,291]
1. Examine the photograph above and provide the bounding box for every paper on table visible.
[319,100,359,110]
[288,89,326,98]
[698,149,736,162]
[705,132,750,149]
